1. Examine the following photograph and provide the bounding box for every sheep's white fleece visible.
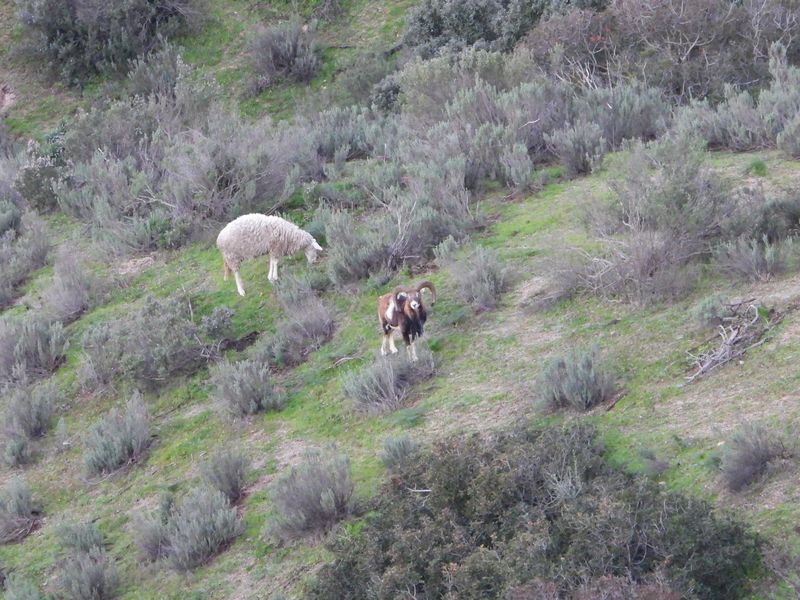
[216,214,316,269]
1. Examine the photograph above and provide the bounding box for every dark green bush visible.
[0,478,40,545]
[539,347,616,412]
[308,425,763,600]
[84,393,151,476]
[165,486,241,571]
[211,359,286,419]
[201,447,250,504]
[269,446,355,541]
[16,0,206,85]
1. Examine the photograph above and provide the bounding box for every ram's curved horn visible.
[415,281,437,305]
[391,286,409,302]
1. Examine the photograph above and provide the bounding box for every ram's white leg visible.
[409,341,418,362]
[234,271,246,297]
[389,335,398,354]
[381,335,389,356]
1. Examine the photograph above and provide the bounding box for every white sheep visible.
[216,214,323,296]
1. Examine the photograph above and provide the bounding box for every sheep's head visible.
[305,239,323,264]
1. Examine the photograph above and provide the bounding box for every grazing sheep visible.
[377,281,436,361]
[216,214,323,296]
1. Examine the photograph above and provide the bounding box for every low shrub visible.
[343,348,436,414]
[716,236,793,282]
[269,446,355,541]
[324,211,392,285]
[380,436,419,471]
[16,0,206,85]
[545,120,606,178]
[42,245,105,324]
[0,315,67,387]
[0,478,40,544]
[309,424,763,600]
[57,548,119,600]
[126,43,182,98]
[4,380,57,439]
[3,436,34,468]
[84,393,151,476]
[2,574,45,600]
[0,213,49,307]
[777,114,800,157]
[57,522,104,554]
[165,486,242,571]
[249,20,320,92]
[201,447,249,504]
[692,294,734,328]
[79,295,209,391]
[721,423,789,492]
[0,199,21,237]
[449,246,507,311]
[132,493,174,561]
[500,143,534,191]
[253,281,334,368]
[539,347,617,412]
[749,192,800,243]
[211,359,286,419]
[200,306,235,340]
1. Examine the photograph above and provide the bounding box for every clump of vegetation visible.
[3,380,57,440]
[200,306,235,340]
[539,347,617,412]
[309,424,763,600]
[42,245,106,324]
[252,280,335,368]
[78,295,210,391]
[56,522,119,600]
[0,478,40,545]
[15,0,206,85]
[449,246,507,311]
[84,393,150,476]
[132,492,174,562]
[716,236,794,282]
[545,120,606,178]
[250,19,320,92]
[721,423,791,492]
[343,348,436,414]
[269,446,355,541]
[3,436,34,469]
[211,359,286,419]
[0,213,49,308]
[2,574,45,600]
[692,294,734,328]
[201,447,250,504]
[164,487,242,571]
[0,315,67,388]
[380,436,419,471]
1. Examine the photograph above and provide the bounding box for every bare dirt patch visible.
[117,255,157,277]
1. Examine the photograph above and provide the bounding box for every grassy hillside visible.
[3,0,800,598]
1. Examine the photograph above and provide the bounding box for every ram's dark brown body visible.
[377,281,436,361]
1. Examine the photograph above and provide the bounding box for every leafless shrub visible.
[42,245,106,324]
[343,348,436,414]
[0,478,40,544]
[84,392,151,476]
[211,359,286,419]
[201,447,249,504]
[721,423,790,492]
[269,446,354,541]
[165,486,242,571]
[250,20,320,92]
[539,346,617,412]
[716,236,793,282]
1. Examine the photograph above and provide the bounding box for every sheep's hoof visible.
[237,290,246,297]
[390,348,398,354]
[380,349,387,356]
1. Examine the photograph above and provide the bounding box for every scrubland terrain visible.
[3,0,800,598]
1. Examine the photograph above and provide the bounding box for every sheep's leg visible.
[388,334,398,354]
[409,341,418,362]
[233,270,246,296]
[268,256,279,282]
[381,334,390,356]
[223,259,230,281]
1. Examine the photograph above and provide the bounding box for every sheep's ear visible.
[312,241,323,251]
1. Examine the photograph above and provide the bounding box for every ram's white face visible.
[398,291,422,311]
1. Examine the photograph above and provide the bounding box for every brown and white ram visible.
[377,281,436,361]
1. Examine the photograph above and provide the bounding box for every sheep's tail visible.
[223,258,230,281]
